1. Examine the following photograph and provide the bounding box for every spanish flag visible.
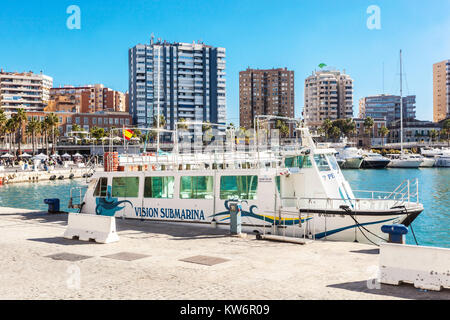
[123,129,134,140]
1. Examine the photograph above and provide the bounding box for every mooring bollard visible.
[228,200,242,235]
[381,224,408,244]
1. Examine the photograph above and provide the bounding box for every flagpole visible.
[123,124,126,154]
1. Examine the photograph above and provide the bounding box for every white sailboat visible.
[388,50,423,169]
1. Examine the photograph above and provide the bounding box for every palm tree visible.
[39,119,50,155]
[0,110,7,148]
[379,126,390,146]
[26,118,40,155]
[429,129,438,144]
[319,119,333,140]
[13,109,27,155]
[5,118,17,155]
[177,118,188,130]
[442,119,450,147]
[364,117,374,147]
[45,113,59,154]
[329,126,341,142]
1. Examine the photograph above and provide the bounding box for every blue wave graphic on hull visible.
[95,186,133,216]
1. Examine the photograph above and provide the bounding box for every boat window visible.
[179,176,214,199]
[93,177,108,197]
[112,177,139,198]
[144,176,174,199]
[220,175,258,200]
[327,155,339,171]
[284,155,312,168]
[313,154,331,171]
[276,176,281,194]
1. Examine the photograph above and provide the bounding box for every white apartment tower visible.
[129,38,226,136]
[0,70,53,112]
[303,69,353,128]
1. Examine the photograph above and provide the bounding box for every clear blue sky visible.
[0,0,449,123]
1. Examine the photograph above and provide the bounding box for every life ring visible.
[152,165,156,171]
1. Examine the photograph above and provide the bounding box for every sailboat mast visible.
[400,50,403,154]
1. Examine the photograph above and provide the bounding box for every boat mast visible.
[156,45,161,155]
[400,50,403,155]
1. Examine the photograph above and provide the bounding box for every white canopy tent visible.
[33,153,48,160]
[1,153,13,158]
[19,153,32,158]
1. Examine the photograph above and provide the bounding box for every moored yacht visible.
[435,150,450,167]
[387,154,423,168]
[360,152,390,169]
[335,146,363,169]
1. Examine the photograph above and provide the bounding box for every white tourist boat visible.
[71,126,424,245]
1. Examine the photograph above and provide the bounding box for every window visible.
[314,154,331,171]
[180,176,213,199]
[220,176,258,200]
[144,176,174,198]
[112,177,139,198]
[94,177,108,197]
[284,156,312,168]
[327,155,339,171]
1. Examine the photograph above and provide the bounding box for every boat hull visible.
[340,158,363,169]
[419,158,436,167]
[435,157,450,167]
[361,160,390,169]
[388,160,422,168]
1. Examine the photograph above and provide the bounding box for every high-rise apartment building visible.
[303,69,353,129]
[128,38,226,136]
[48,85,127,113]
[0,70,53,112]
[359,94,416,124]
[433,59,450,122]
[239,67,295,129]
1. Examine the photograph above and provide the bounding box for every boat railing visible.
[279,180,419,213]
[68,186,88,210]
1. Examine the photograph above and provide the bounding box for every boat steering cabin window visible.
[313,154,331,171]
[180,176,214,199]
[93,177,108,197]
[144,176,174,199]
[284,155,312,168]
[112,177,139,198]
[220,175,258,200]
[327,155,339,171]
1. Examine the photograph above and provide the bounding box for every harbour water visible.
[0,169,448,248]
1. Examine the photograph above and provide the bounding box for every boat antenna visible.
[400,50,403,155]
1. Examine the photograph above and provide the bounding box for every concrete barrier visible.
[64,213,119,244]
[379,243,450,291]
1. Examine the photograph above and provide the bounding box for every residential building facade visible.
[49,85,127,114]
[353,117,387,147]
[387,119,441,144]
[0,70,53,112]
[128,38,226,136]
[303,69,353,129]
[359,94,416,124]
[239,67,295,130]
[24,111,132,137]
[433,59,450,122]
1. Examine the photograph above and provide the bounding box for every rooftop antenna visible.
[150,33,154,45]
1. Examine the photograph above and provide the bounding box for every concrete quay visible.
[0,166,103,184]
[0,206,448,300]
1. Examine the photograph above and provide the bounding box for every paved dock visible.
[0,206,448,300]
